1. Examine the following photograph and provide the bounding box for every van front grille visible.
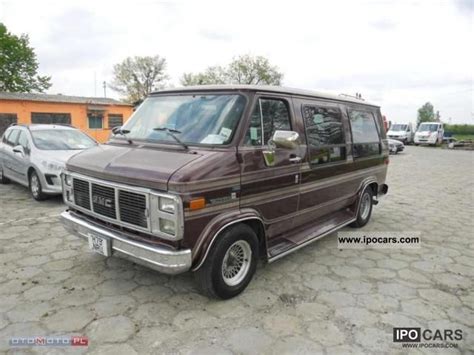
[71,178,149,229]
[73,179,91,210]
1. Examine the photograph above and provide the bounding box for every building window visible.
[0,113,17,136]
[31,112,71,125]
[303,105,346,165]
[244,98,291,146]
[349,110,381,158]
[108,114,123,129]
[88,112,103,129]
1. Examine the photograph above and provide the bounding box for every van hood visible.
[66,143,203,191]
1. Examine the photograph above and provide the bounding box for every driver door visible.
[238,96,304,239]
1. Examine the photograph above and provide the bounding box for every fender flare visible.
[191,208,265,271]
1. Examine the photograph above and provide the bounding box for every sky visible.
[0,0,473,124]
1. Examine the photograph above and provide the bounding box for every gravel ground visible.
[0,146,473,354]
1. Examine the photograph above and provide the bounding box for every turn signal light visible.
[189,198,206,210]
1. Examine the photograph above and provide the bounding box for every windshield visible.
[390,124,407,131]
[418,124,439,132]
[121,94,247,145]
[32,130,97,150]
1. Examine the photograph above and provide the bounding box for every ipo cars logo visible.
[393,328,462,348]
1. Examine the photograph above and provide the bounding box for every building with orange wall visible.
[0,92,133,143]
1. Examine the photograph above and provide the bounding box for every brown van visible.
[60,85,389,299]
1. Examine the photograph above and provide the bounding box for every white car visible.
[387,123,414,144]
[414,122,444,146]
[0,124,97,200]
[388,138,404,154]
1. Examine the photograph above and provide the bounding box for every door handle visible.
[289,156,302,163]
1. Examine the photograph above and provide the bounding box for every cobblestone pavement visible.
[0,146,473,354]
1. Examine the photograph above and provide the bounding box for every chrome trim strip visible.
[268,217,356,262]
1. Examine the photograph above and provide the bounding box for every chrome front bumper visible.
[60,210,192,275]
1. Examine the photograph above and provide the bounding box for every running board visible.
[267,212,356,263]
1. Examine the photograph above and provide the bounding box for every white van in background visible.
[387,123,414,144]
[414,122,444,146]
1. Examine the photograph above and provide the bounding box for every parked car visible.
[388,138,404,154]
[387,122,414,144]
[414,122,444,146]
[60,85,389,299]
[0,124,97,200]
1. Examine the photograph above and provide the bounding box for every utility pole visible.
[103,81,107,98]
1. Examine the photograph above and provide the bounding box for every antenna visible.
[94,72,97,96]
[103,81,107,98]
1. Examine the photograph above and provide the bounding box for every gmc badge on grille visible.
[93,195,113,208]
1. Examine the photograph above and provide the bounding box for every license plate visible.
[87,232,111,256]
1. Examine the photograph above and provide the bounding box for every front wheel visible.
[195,224,258,299]
[350,187,373,228]
[29,170,47,201]
[0,165,10,184]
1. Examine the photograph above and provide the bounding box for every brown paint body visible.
[66,86,389,268]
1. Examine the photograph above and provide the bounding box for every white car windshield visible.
[121,94,247,146]
[391,124,407,131]
[32,130,97,150]
[418,124,439,132]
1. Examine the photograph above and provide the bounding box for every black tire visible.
[195,224,259,299]
[350,187,374,228]
[29,170,47,201]
[0,165,10,184]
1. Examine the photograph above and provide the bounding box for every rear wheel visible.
[29,170,47,201]
[0,165,10,184]
[195,224,258,299]
[350,187,373,228]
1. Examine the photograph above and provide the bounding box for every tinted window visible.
[244,98,291,146]
[108,114,123,129]
[6,129,20,146]
[349,110,380,143]
[303,105,346,165]
[31,112,71,125]
[303,106,344,146]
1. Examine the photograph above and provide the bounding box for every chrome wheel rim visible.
[360,192,371,220]
[31,174,40,197]
[222,240,252,287]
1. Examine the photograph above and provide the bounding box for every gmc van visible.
[60,85,389,299]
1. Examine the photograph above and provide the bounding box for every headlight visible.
[42,160,64,172]
[64,174,73,187]
[159,197,176,214]
[150,193,183,240]
[159,219,175,235]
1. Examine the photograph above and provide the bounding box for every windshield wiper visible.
[153,127,188,149]
[112,127,133,144]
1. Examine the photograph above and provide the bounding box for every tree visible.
[110,55,168,103]
[417,102,435,127]
[180,55,283,86]
[0,23,52,93]
[181,66,227,86]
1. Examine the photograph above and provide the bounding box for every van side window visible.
[349,110,380,158]
[244,98,291,146]
[303,105,346,165]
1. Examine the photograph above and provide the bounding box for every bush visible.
[444,124,474,135]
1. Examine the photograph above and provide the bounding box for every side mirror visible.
[13,145,25,156]
[271,130,300,149]
[112,126,122,135]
